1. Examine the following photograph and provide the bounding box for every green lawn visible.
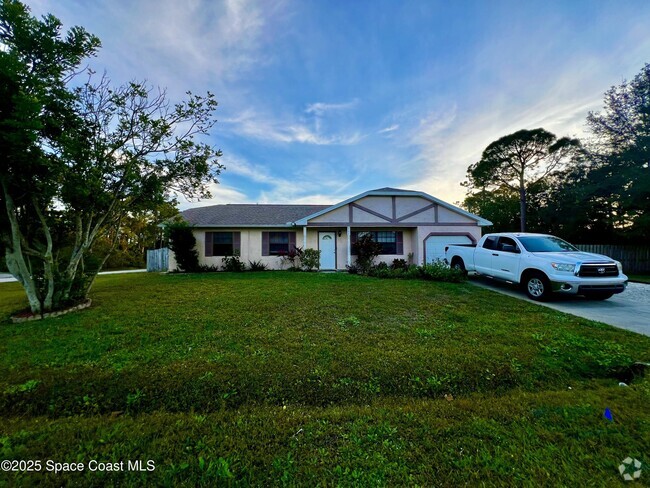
[0,272,648,486]
[629,274,650,284]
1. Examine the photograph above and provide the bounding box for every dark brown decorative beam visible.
[396,203,437,222]
[350,203,394,222]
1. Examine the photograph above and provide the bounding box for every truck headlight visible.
[551,262,575,272]
[615,260,623,273]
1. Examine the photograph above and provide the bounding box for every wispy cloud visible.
[408,105,458,148]
[305,99,359,116]
[29,0,650,210]
[29,0,287,99]
[399,80,608,204]
[109,0,270,83]
[222,108,363,145]
[177,184,250,209]
[378,124,399,134]
[222,153,358,204]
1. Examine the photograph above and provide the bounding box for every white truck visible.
[445,233,628,301]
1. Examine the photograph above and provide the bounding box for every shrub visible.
[405,264,421,279]
[102,248,144,269]
[365,261,466,282]
[279,246,303,270]
[301,248,321,271]
[248,260,268,271]
[346,264,362,274]
[369,264,393,279]
[419,261,467,283]
[391,259,408,270]
[222,251,246,272]
[197,264,220,272]
[165,222,199,272]
[352,234,382,273]
[368,262,408,279]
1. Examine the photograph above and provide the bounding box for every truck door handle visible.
[492,253,499,256]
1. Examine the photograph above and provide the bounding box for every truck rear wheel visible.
[523,271,551,301]
[450,257,467,276]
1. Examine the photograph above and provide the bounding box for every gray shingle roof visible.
[181,204,330,227]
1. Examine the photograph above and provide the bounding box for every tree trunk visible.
[2,186,100,314]
[2,181,43,314]
[4,248,43,315]
[519,184,527,232]
[34,200,55,312]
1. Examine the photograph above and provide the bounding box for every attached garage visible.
[424,234,475,264]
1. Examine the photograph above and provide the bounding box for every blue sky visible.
[29,0,650,208]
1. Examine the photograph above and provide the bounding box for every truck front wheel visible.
[523,271,551,301]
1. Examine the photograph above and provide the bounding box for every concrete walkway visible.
[470,276,650,337]
[0,269,146,284]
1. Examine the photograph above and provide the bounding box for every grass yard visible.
[0,272,649,486]
[629,274,650,284]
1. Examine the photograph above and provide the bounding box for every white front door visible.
[319,232,336,270]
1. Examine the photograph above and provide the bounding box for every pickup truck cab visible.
[445,233,628,301]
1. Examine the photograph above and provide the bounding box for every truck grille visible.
[577,263,619,277]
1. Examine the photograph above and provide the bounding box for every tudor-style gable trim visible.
[292,188,492,226]
[395,202,437,223]
[350,202,393,222]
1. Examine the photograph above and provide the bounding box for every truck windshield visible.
[517,236,579,252]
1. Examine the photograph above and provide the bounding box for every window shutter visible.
[233,232,241,254]
[205,232,213,257]
[396,231,404,255]
[262,232,270,256]
[351,231,358,255]
[289,232,297,251]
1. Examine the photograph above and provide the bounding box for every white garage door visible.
[425,235,473,264]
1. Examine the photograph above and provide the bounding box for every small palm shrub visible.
[248,260,268,271]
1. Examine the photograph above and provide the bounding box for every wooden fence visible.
[146,248,169,272]
[576,245,650,273]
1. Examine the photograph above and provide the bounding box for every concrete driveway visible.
[469,276,650,337]
[0,269,146,284]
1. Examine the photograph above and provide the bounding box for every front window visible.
[497,237,520,253]
[212,232,233,256]
[359,231,397,255]
[269,232,290,255]
[517,236,578,253]
[482,236,498,250]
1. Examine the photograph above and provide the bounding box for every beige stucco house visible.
[169,187,491,271]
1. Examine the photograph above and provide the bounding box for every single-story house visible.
[169,187,491,271]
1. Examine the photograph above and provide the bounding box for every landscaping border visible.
[10,299,92,324]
